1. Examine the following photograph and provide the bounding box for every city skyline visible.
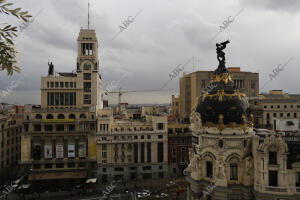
[0,0,300,105]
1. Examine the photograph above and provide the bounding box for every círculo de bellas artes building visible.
[185,41,300,200]
[20,27,102,190]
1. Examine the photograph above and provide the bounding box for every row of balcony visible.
[255,184,300,194]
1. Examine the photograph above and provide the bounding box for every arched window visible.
[46,114,53,119]
[80,113,87,119]
[57,114,65,119]
[35,114,42,119]
[83,62,91,70]
[69,114,76,119]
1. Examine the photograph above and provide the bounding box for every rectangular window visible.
[44,125,53,132]
[134,143,138,163]
[45,164,52,169]
[251,80,255,89]
[65,82,69,88]
[56,124,64,132]
[296,172,300,187]
[68,163,75,168]
[181,148,186,162]
[84,73,91,80]
[70,82,73,88]
[50,93,54,105]
[102,152,107,158]
[269,152,277,165]
[60,82,64,88]
[206,161,213,178]
[55,82,59,88]
[157,123,164,130]
[147,143,151,163]
[230,164,238,180]
[114,167,124,172]
[141,143,145,163]
[56,163,64,168]
[269,170,278,186]
[84,95,91,104]
[84,82,91,92]
[55,93,59,105]
[65,93,70,105]
[50,82,54,88]
[68,124,75,131]
[70,93,74,105]
[79,163,86,167]
[60,93,65,105]
[34,125,41,132]
[157,142,164,163]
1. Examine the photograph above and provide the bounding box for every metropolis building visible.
[185,41,300,200]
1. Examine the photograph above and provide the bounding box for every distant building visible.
[20,28,102,190]
[251,90,300,130]
[167,122,191,177]
[178,67,259,121]
[0,113,22,184]
[96,106,168,183]
[170,95,180,121]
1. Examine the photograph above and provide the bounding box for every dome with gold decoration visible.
[195,40,253,131]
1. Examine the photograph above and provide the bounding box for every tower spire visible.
[88,2,90,29]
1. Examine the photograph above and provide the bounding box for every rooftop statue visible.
[216,40,230,73]
[48,62,54,76]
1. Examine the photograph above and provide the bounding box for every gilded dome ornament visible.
[195,40,253,130]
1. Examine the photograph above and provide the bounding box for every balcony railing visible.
[265,186,287,193]
[255,184,298,194]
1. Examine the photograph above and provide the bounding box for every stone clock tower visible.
[76,29,102,110]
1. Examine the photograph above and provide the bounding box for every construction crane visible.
[104,87,172,105]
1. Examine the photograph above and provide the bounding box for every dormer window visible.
[81,43,93,55]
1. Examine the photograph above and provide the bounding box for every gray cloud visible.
[1,0,299,104]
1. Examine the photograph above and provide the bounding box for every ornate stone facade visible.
[186,42,300,200]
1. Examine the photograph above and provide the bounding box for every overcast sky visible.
[0,0,300,105]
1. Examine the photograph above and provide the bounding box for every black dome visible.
[195,40,253,128]
[195,72,251,125]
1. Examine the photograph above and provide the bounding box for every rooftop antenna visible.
[193,56,195,72]
[88,2,90,29]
